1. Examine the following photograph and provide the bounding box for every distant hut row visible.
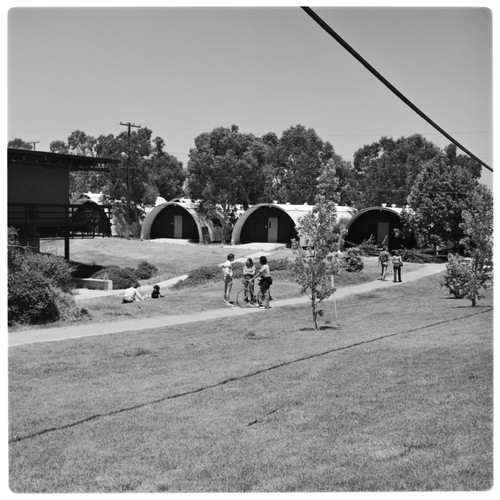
[139,199,415,249]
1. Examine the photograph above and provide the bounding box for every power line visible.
[301,6,492,173]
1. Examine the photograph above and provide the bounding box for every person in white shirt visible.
[122,286,144,303]
[222,253,235,306]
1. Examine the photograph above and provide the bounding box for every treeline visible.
[9,122,487,250]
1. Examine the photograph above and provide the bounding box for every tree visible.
[271,125,334,204]
[50,127,185,235]
[441,184,493,306]
[186,125,269,241]
[350,134,441,208]
[290,198,346,330]
[406,153,480,252]
[49,140,70,154]
[8,138,33,149]
[145,136,186,202]
[316,153,355,205]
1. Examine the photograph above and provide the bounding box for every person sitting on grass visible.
[150,284,164,299]
[122,285,144,304]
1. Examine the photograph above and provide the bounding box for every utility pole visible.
[29,141,40,150]
[119,121,141,237]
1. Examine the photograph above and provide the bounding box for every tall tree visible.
[186,125,269,240]
[316,152,355,205]
[406,153,480,252]
[50,127,185,235]
[145,136,186,202]
[351,134,441,208]
[272,125,333,204]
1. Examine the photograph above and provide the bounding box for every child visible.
[254,255,272,309]
[392,250,403,283]
[150,284,163,299]
[242,258,256,303]
[222,253,235,306]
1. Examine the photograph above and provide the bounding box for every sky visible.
[6,2,494,190]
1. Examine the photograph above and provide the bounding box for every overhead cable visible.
[301,6,492,173]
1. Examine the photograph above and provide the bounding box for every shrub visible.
[28,253,76,292]
[356,236,378,256]
[8,234,81,325]
[401,249,436,263]
[9,269,59,325]
[441,255,492,306]
[341,248,364,272]
[268,258,292,272]
[134,261,158,280]
[173,264,222,289]
[91,265,139,290]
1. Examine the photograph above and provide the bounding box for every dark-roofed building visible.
[7,148,119,259]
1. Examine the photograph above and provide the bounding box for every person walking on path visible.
[254,255,273,309]
[378,246,390,281]
[222,253,235,306]
[392,250,403,282]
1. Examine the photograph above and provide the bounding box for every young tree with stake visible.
[290,198,346,330]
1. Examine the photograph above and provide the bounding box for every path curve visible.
[8,264,445,347]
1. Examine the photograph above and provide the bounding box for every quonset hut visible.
[140,199,223,243]
[345,204,416,250]
[231,203,357,246]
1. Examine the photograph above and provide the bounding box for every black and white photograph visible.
[5,1,495,495]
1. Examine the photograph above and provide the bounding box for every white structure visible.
[231,202,357,246]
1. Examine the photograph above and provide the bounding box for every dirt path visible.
[8,264,445,347]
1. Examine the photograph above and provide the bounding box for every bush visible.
[8,269,58,325]
[173,264,222,289]
[91,265,140,290]
[29,253,76,292]
[341,248,364,272]
[440,255,492,306]
[8,235,82,325]
[356,236,378,256]
[134,261,158,280]
[401,249,441,263]
[268,258,292,272]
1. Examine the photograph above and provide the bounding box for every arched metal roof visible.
[231,203,357,244]
[345,205,409,230]
[141,200,222,241]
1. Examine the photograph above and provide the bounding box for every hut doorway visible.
[268,217,278,243]
[377,221,389,245]
[174,215,183,238]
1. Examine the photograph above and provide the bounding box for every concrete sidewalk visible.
[8,263,445,348]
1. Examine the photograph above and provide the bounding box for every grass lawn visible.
[40,237,257,279]
[9,273,493,492]
[16,241,425,329]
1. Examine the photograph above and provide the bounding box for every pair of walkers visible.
[222,254,272,309]
[378,246,403,282]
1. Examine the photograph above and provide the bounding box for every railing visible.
[8,203,113,238]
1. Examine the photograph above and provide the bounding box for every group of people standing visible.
[378,246,403,282]
[123,247,403,307]
[222,253,272,309]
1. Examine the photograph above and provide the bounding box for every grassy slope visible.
[41,238,256,279]
[9,273,493,492]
